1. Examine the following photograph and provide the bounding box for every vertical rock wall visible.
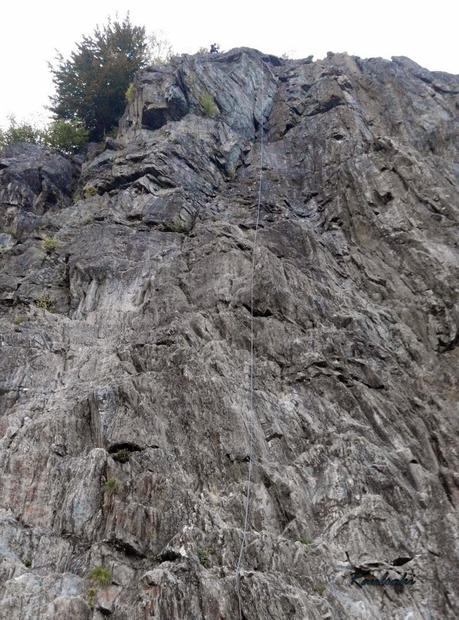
[0,47,458,619]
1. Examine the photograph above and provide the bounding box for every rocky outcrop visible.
[0,142,79,240]
[0,47,458,619]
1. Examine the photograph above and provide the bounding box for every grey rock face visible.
[0,48,458,619]
[0,143,78,239]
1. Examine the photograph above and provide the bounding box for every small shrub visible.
[23,558,32,568]
[298,536,312,547]
[87,586,97,608]
[0,116,41,152]
[199,92,218,118]
[0,115,87,155]
[312,583,326,595]
[35,293,53,312]
[88,565,111,587]
[42,119,88,154]
[14,315,26,326]
[84,185,98,199]
[125,83,135,103]
[197,547,211,568]
[112,448,130,464]
[104,478,118,494]
[42,236,58,253]
[165,217,189,234]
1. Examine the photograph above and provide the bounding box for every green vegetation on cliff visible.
[49,14,150,141]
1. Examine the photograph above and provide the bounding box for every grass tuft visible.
[104,478,118,494]
[199,92,219,118]
[197,547,213,568]
[84,185,98,199]
[125,83,135,103]
[42,236,58,253]
[88,565,111,587]
[35,293,53,312]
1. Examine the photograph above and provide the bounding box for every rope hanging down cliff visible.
[235,65,265,618]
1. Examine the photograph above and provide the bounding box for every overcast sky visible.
[1,0,457,127]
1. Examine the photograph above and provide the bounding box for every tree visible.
[0,116,88,155]
[147,32,173,65]
[0,116,40,151]
[42,119,88,154]
[49,14,149,141]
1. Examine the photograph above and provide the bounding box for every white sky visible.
[1,0,457,128]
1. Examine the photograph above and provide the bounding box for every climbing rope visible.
[235,65,265,620]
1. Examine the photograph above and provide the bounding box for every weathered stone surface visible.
[0,47,458,619]
[0,143,79,239]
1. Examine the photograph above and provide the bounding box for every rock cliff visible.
[0,47,458,619]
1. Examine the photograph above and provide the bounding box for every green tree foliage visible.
[0,116,88,155]
[0,117,40,150]
[49,14,149,141]
[43,119,88,153]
